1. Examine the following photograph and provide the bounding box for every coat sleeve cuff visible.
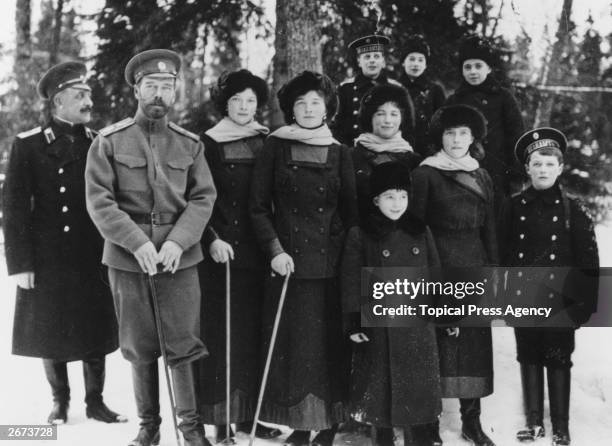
[202,226,220,247]
[266,238,285,259]
[124,230,152,253]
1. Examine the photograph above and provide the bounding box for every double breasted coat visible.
[249,135,358,430]
[445,76,524,205]
[197,133,267,423]
[341,212,442,427]
[411,164,498,398]
[2,119,118,361]
[333,71,402,146]
[399,73,446,155]
[499,184,599,368]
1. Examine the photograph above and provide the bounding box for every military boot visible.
[43,359,69,425]
[516,364,545,442]
[172,363,212,446]
[84,357,128,423]
[128,362,161,446]
[548,368,571,446]
[460,398,496,446]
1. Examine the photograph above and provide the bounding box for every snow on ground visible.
[1,224,611,446]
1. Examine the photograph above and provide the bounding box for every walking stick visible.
[249,271,291,446]
[148,274,182,446]
[224,260,232,444]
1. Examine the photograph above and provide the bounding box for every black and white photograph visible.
[0,1,611,445]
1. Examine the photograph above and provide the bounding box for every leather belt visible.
[129,212,178,225]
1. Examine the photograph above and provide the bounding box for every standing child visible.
[500,128,599,446]
[341,162,442,446]
[398,34,446,156]
[446,35,524,209]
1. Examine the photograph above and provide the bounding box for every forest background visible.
[1,0,612,219]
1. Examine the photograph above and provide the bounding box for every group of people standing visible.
[2,30,599,446]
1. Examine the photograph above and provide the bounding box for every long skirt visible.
[259,277,346,431]
[196,259,266,423]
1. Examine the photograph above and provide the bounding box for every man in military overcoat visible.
[85,49,216,446]
[332,34,404,146]
[2,62,125,425]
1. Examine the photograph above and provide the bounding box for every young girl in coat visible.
[411,104,498,446]
[249,71,358,446]
[341,162,442,446]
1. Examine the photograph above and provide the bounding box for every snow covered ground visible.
[0,224,611,446]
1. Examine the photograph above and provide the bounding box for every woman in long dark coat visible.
[411,104,498,446]
[352,83,421,223]
[250,71,358,446]
[197,69,281,442]
[342,162,442,446]
[445,36,524,208]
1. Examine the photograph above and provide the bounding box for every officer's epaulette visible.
[85,126,98,140]
[168,122,199,142]
[339,78,355,86]
[99,118,135,137]
[388,78,402,86]
[16,126,42,139]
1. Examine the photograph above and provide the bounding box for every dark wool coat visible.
[445,76,524,205]
[499,184,599,328]
[333,71,402,146]
[249,135,358,430]
[197,133,267,423]
[341,212,442,427]
[352,142,422,224]
[3,120,118,361]
[399,73,446,156]
[250,136,358,279]
[411,165,498,398]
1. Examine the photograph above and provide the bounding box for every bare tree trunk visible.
[534,0,573,127]
[15,0,32,73]
[271,0,323,128]
[49,0,65,65]
[15,0,32,85]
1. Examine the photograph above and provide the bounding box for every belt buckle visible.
[150,212,160,226]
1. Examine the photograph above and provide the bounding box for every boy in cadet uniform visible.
[332,33,404,146]
[499,128,599,446]
[85,49,216,446]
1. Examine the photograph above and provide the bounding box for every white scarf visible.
[205,117,269,143]
[419,149,479,172]
[354,132,413,153]
[270,124,339,146]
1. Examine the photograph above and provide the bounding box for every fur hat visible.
[277,71,337,124]
[458,35,494,66]
[429,104,487,143]
[211,69,269,115]
[369,162,412,198]
[358,84,415,133]
[401,34,431,62]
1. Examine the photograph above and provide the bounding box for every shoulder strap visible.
[17,126,42,139]
[168,122,199,142]
[99,118,136,137]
